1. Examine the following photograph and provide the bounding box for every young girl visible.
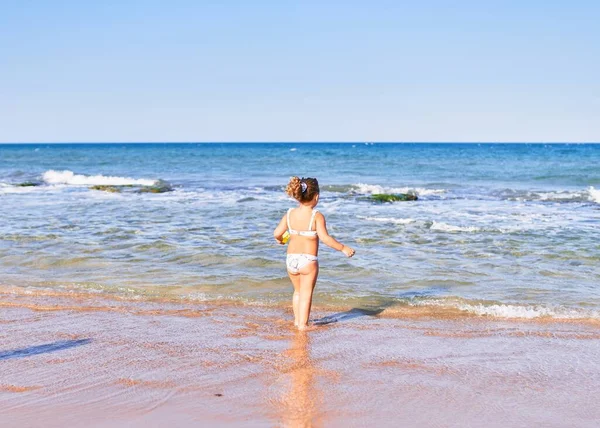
[273,176,355,330]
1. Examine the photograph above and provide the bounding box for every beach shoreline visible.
[2,292,600,427]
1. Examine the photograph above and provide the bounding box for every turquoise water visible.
[1,143,599,319]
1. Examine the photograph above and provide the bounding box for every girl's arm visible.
[315,212,355,257]
[273,213,288,244]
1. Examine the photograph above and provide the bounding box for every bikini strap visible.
[308,209,318,231]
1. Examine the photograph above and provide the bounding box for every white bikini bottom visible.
[286,253,318,274]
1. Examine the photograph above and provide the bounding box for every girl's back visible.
[286,207,319,256]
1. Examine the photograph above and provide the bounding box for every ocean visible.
[1,143,599,321]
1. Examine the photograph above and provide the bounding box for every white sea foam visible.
[358,215,415,225]
[354,183,445,197]
[504,187,598,203]
[537,190,587,202]
[588,186,600,204]
[353,183,386,194]
[42,170,157,186]
[166,187,289,206]
[180,292,210,302]
[411,188,447,196]
[0,183,40,194]
[429,221,481,233]
[457,303,599,320]
[412,298,599,320]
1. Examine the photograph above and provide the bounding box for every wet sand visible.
[2,293,600,427]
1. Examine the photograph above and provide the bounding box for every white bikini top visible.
[287,208,318,237]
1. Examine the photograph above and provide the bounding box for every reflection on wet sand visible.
[281,331,320,427]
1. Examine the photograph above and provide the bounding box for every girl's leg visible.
[297,262,319,330]
[288,272,302,326]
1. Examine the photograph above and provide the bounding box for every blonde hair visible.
[285,176,319,203]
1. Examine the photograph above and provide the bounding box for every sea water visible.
[1,143,599,321]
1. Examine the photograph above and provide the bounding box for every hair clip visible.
[301,182,308,193]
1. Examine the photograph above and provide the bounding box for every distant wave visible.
[589,186,600,203]
[357,217,518,234]
[42,170,157,186]
[358,216,513,234]
[353,183,446,197]
[316,183,446,197]
[357,216,416,225]
[0,182,39,194]
[429,221,482,233]
[498,187,600,204]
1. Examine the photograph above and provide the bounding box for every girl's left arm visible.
[273,213,288,244]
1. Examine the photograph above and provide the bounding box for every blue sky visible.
[1,0,599,142]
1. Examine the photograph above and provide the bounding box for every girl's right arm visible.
[273,213,288,244]
[315,212,355,257]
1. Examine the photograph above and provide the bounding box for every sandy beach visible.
[2,288,600,427]
[3,0,600,421]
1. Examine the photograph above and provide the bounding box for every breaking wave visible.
[429,221,482,233]
[357,216,416,225]
[408,298,600,321]
[42,170,157,186]
[353,183,446,197]
[589,186,600,203]
[498,187,600,204]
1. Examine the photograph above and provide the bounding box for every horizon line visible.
[1,141,599,145]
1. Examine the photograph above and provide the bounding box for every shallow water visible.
[1,143,599,321]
